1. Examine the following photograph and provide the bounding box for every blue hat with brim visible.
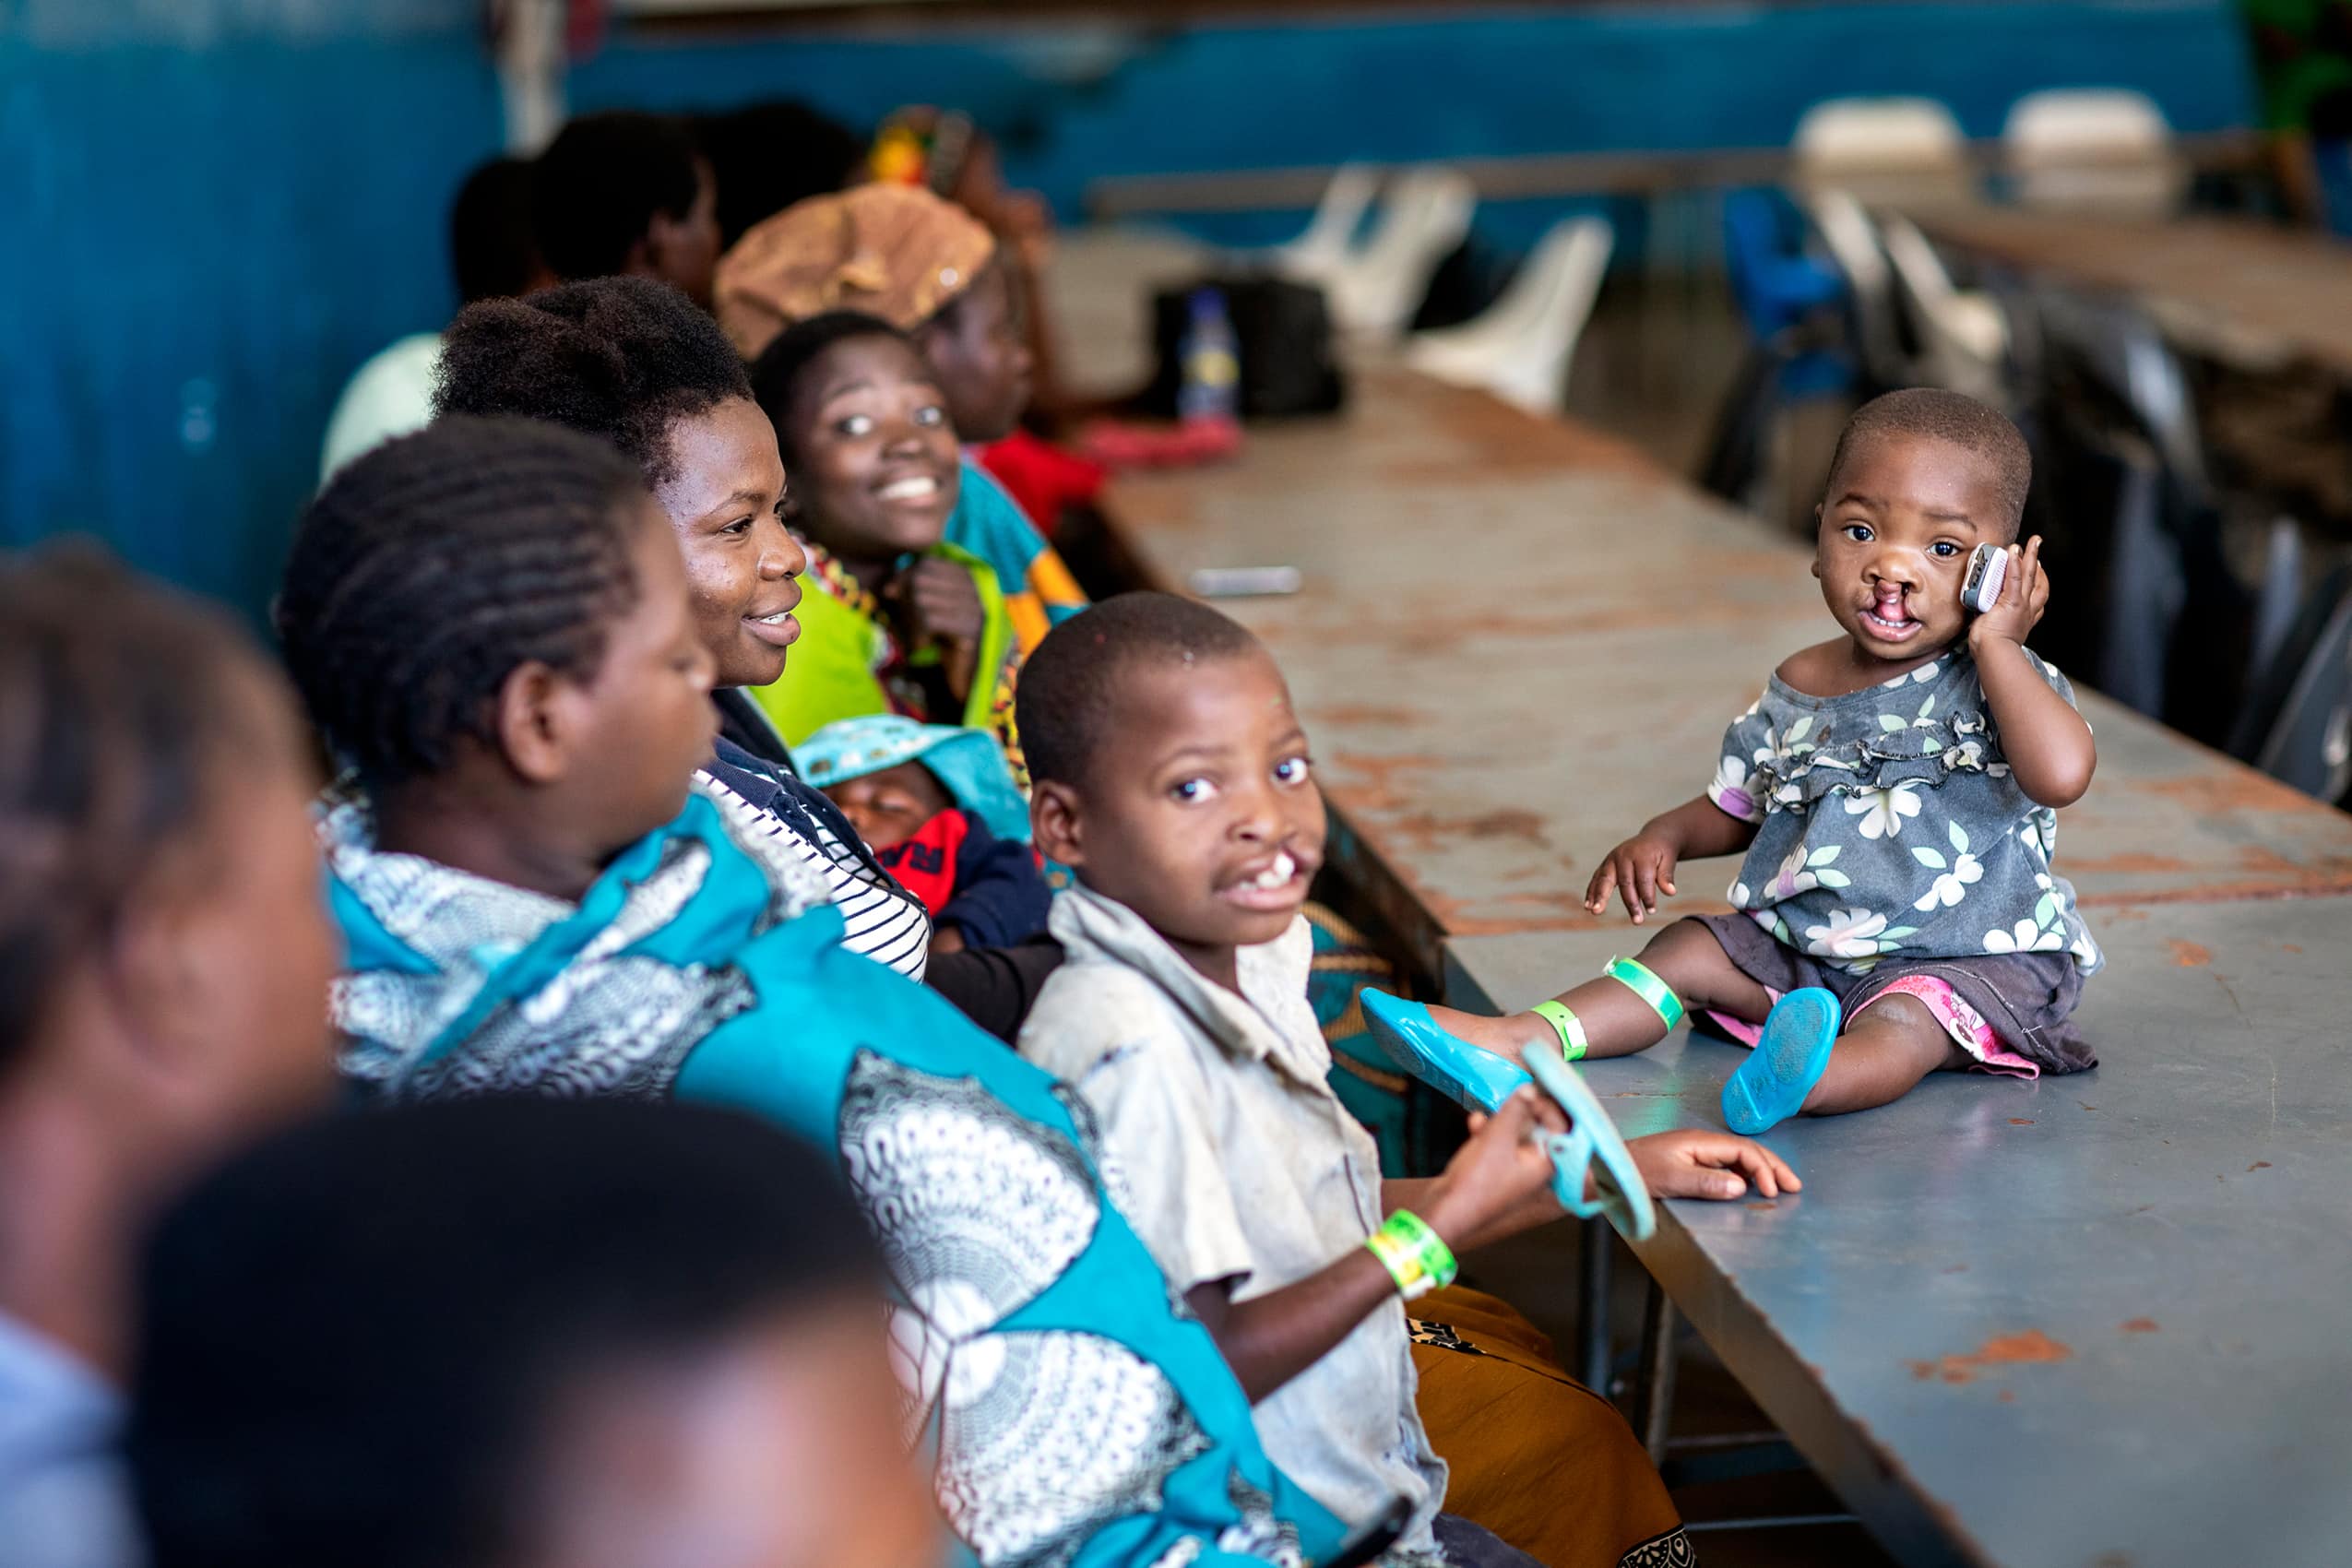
[798,715,1031,844]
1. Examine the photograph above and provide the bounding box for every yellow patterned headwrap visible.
[714,184,996,360]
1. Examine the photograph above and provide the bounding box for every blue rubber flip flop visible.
[1522,1041,1657,1241]
[1359,989,1532,1114]
[1721,987,1842,1135]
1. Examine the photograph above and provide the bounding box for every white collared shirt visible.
[1018,885,1447,1559]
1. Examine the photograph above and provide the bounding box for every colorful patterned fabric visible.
[322,781,1348,1568]
[949,458,1088,649]
[715,184,997,360]
[744,532,1027,778]
[1305,901,1448,1178]
[1406,1287,1693,1568]
[1693,909,2096,1075]
[972,429,1106,540]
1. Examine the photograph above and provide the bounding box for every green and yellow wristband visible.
[1531,999,1589,1061]
[1526,956,1683,1063]
[1364,1210,1458,1301]
[1606,954,1685,1030]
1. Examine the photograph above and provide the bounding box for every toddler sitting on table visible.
[1365,388,2102,1134]
[799,713,1052,954]
[1014,592,1794,1568]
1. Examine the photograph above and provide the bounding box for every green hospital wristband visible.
[1605,955,1686,1030]
[1531,1000,1589,1062]
[1364,1210,1458,1301]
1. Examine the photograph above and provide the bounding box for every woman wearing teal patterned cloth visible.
[282,418,1346,1567]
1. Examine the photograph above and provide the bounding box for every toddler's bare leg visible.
[1409,919,1772,1064]
[1804,992,1972,1116]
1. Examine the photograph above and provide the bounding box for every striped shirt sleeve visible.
[695,771,932,982]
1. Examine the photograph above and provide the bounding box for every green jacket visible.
[746,540,1015,747]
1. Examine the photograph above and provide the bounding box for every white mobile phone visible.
[1189,565,1302,599]
[1961,542,2008,614]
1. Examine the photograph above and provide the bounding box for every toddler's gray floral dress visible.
[1695,649,2101,1075]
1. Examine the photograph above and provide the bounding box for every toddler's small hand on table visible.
[1629,1129,1800,1201]
[1587,832,1680,925]
[1968,534,2049,651]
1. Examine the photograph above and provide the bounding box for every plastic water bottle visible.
[1176,288,1241,426]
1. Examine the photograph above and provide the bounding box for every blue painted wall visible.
[2,1,499,617]
[11,1,2254,616]
[578,0,2258,247]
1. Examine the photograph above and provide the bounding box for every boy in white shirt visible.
[1016,593,1798,1566]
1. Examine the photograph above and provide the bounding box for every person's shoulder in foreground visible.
[0,544,342,1568]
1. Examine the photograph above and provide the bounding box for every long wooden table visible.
[1052,232,2352,1567]
[1905,203,2352,380]
[1100,360,2352,977]
[1444,899,2352,1568]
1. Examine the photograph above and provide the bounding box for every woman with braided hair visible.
[278,416,1351,1568]
[0,546,339,1568]
[433,274,1060,1037]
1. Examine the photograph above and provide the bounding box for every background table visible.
[1903,204,2352,380]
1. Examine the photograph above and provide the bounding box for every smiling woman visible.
[273,425,1345,1568]
[650,393,809,688]
[433,276,934,982]
[746,310,1036,776]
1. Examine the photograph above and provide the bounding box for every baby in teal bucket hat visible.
[799,714,1052,954]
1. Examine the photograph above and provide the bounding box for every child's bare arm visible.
[1586,795,1760,925]
[1396,1129,1801,1229]
[1184,1092,1566,1402]
[1968,537,2096,809]
[1183,1253,1417,1402]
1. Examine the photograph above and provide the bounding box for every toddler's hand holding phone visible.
[1967,535,2049,651]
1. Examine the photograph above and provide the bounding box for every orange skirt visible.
[1408,1286,1692,1568]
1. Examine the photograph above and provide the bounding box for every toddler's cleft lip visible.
[1860,603,1924,640]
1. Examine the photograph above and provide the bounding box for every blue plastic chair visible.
[1700,190,1852,500]
[1721,189,1848,398]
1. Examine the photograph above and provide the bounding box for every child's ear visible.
[1809,504,1825,581]
[1029,779,1086,868]
[493,661,576,786]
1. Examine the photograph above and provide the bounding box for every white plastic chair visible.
[1796,186,1907,388]
[1791,96,1974,206]
[1404,217,1613,412]
[1324,165,1478,340]
[1262,163,1381,284]
[2003,89,2185,217]
[1877,214,2010,406]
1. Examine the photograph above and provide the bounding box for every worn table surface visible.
[1051,232,2352,1567]
[1904,203,2352,379]
[1443,897,2352,1568]
[1096,359,2352,979]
